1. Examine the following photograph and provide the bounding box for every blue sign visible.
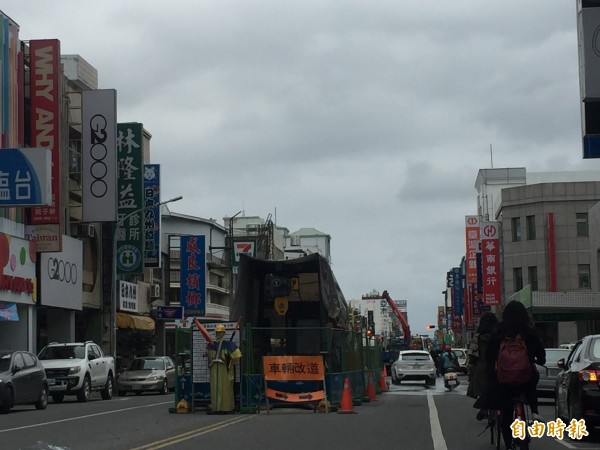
[156,305,184,320]
[0,148,51,206]
[452,267,463,316]
[180,235,206,317]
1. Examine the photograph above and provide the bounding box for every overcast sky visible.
[5,1,599,336]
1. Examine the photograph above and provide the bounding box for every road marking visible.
[427,392,448,450]
[554,438,577,449]
[129,415,255,450]
[0,401,172,434]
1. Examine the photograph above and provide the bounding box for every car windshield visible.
[402,354,429,361]
[545,349,570,363]
[38,345,85,360]
[0,354,11,371]
[130,358,165,370]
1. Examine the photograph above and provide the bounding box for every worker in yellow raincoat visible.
[206,324,242,414]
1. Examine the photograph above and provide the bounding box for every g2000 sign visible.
[47,257,78,284]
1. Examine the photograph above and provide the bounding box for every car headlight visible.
[148,376,160,381]
[68,366,81,375]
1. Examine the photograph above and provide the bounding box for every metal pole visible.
[111,196,183,362]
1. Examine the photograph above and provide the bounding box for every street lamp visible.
[111,195,183,361]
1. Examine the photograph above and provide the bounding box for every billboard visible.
[180,235,206,317]
[40,235,83,310]
[116,123,144,275]
[465,215,479,285]
[82,89,117,221]
[0,233,36,305]
[0,148,51,206]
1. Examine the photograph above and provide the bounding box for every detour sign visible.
[262,355,327,410]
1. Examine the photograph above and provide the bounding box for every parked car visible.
[451,348,468,374]
[556,334,600,428]
[536,348,570,398]
[117,356,176,396]
[559,343,576,351]
[391,350,436,386]
[0,350,48,414]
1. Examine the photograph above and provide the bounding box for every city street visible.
[1,374,598,450]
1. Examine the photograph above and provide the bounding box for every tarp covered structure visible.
[116,312,155,330]
[231,253,348,329]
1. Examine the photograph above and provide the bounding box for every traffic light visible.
[425,325,436,330]
[367,324,375,337]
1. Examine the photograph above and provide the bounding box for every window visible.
[578,264,591,289]
[513,267,523,292]
[528,266,538,291]
[511,217,521,242]
[526,215,536,240]
[577,213,589,237]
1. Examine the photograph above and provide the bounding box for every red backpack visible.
[496,334,533,385]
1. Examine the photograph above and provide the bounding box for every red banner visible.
[29,40,61,225]
[465,215,480,285]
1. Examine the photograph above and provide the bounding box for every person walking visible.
[466,312,498,420]
[206,324,242,414]
[485,301,545,448]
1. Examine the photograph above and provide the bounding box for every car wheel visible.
[76,375,91,402]
[101,374,113,400]
[0,386,13,414]
[159,379,168,395]
[35,385,49,410]
[52,394,64,403]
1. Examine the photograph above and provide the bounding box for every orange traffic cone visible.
[338,377,357,414]
[379,367,389,392]
[366,372,377,401]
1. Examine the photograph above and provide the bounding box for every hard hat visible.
[214,324,226,333]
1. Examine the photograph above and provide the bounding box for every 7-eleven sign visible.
[234,241,255,265]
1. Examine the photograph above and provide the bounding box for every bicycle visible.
[503,392,531,450]
[477,408,502,449]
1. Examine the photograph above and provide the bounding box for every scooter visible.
[443,369,459,391]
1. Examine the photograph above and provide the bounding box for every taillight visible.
[578,370,600,382]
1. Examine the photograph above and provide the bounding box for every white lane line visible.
[554,437,577,448]
[0,401,172,434]
[427,392,448,450]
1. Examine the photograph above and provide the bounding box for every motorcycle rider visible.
[440,345,458,374]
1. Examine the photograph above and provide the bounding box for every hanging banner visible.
[116,122,144,275]
[180,235,206,317]
[481,221,501,306]
[451,267,463,316]
[0,303,19,321]
[465,215,480,285]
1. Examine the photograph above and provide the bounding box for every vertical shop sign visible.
[180,235,206,317]
[116,123,144,275]
[451,267,463,316]
[143,164,160,268]
[481,221,501,306]
[465,215,480,285]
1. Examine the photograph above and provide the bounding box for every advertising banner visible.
[29,39,61,226]
[579,8,600,100]
[118,280,138,313]
[116,123,144,275]
[180,235,206,317]
[0,233,36,305]
[232,239,255,274]
[451,267,463,315]
[481,221,501,306]
[40,235,82,310]
[82,89,117,222]
[465,215,480,285]
[143,164,160,268]
[0,148,51,206]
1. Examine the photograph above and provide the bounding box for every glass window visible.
[511,217,521,242]
[526,215,536,240]
[578,264,591,289]
[513,267,523,292]
[577,213,589,237]
[528,266,538,291]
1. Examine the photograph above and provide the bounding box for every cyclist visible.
[485,301,545,448]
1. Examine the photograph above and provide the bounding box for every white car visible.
[391,350,436,386]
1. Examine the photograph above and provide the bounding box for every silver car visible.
[391,350,436,386]
[536,348,570,398]
[117,356,176,396]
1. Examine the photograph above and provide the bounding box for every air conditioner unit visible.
[71,223,95,238]
[151,284,161,298]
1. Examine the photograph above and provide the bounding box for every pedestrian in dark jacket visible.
[467,312,498,400]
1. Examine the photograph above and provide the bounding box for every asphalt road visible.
[1,374,599,450]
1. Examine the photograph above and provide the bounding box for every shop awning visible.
[116,312,155,331]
